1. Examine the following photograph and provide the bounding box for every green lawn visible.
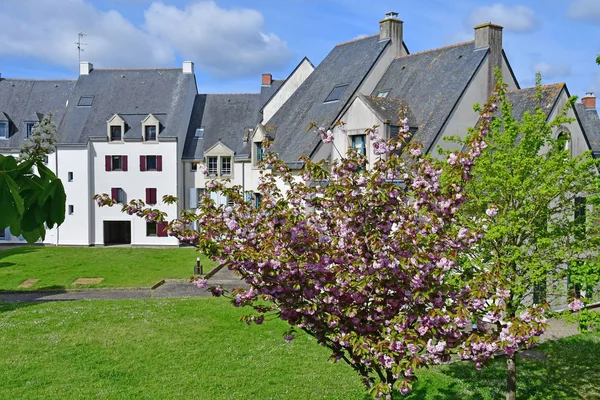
[0,298,598,399]
[0,246,216,290]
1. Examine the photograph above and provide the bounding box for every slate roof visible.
[182,93,262,160]
[506,84,564,121]
[574,102,600,154]
[372,41,487,153]
[266,35,391,164]
[360,94,417,127]
[58,68,195,144]
[0,78,75,150]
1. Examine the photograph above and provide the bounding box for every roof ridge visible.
[1,78,75,82]
[93,67,181,71]
[336,33,380,47]
[507,83,565,93]
[395,41,475,59]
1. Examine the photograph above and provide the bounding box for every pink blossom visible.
[569,299,584,312]
[193,279,208,289]
[486,206,498,217]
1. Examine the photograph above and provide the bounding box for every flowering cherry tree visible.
[95,87,549,398]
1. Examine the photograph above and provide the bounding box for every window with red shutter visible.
[157,222,168,237]
[146,188,157,205]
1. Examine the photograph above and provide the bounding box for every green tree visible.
[452,77,600,400]
[0,114,66,243]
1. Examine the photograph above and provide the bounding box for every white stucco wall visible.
[262,59,314,123]
[91,141,179,246]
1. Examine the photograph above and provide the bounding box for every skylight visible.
[195,127,204,139]
[324,84,349,103]
[377,90,390,98]
[78,96,94,107]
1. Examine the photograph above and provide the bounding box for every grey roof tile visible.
[58,68,195,144]
[0,79,75,150]
[372,41,487,153]
[266,35,391,164]
[574,102,600,153]
[360,94,417,127]
[183,93,261,160]
[505,84,564,121]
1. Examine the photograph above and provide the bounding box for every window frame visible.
[25,122,36,139]
[68,205,74,215]
[68,172,74,182]
[350,134,367,156]
[190,163,198,172]
[110,125,122,141]
[324,84,349,103]
[0,120,9,139]
[112,155,123,171]
[144,125,157,141]
[221,156,232,176]
[146,222,158,237]
[207,156,218,176]
[194,127,205,139]
[78,96,94,107]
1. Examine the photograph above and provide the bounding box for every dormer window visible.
[142,114,160,142]
[0,120,8,139]
[110,126,122,141]
[25,122,36,139]
[256,142,263,162]
[107,114,125,142]
[324,84,349,103]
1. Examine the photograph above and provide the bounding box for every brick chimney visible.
[582,92,596,109]
[474,23,503,96]
[380,12,406,57]
[262,73,273,86]
[79,62,93,75]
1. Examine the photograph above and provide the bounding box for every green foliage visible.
[0,115,65,243]
[455,74,600,325]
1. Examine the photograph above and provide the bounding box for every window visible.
[25,122,36,139]
[147,222,168,237]
[254,193,262,209]
[0,229,5,240]
[110,125,122,141]
[68,205,74,215]
[197,188,207,204]
[255,142,263,162]
[207,156,218,175]
[351,134,366,156]
[146,222,157,236]
[324,84,349,103]
[78,96,94,106]
[191,163,198,172]
[68,172,73,182]
[111,188,126,204]
[221,156,232,176]
[105,155,128,171]
[144,125,157,141]
[146,188,157,205]
[195,127,204,139]
[575,196,586,240]
[43,155,49,164]
[557,131,571,156]
[377,90,390,98]
[0,121,8,139]
[140,155,162,171]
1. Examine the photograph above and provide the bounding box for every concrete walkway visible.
[0,265,246,303]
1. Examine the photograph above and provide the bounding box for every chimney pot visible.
[182,61,194,74]
[262,73,273,86]
[582,92,596,110]
[379,12,405,57]
[79,62,93,76]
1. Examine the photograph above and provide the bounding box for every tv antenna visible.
[75,32,87,63]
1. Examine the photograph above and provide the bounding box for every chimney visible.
[262,73,273,86]
[379,12,406,57]
[474,23,503,96]
[182,61,194,74]
[582,92,596,109]
[79,62,93,76]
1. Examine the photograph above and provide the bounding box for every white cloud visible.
[531,61,572,79]
[0,0,174,69]
[567,0,600,23]
[468,4,538,32]
[144,1,292,78]
[0,0,292,78]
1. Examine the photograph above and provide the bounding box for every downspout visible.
[55,148,59,246]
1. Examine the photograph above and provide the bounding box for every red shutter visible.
[157,155,163,171]
[145,188,151,204]
[111,188,118,200]
[152,188,157,205]
[105,155,111,171]
[140,155,146,172]
[122,156,128,171]
[157,222,168,237]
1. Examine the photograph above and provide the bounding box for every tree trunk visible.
[506,354,517,400]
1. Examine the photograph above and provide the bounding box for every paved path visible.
[0,266,246,303]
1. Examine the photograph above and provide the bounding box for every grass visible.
[1,297,599,399]
[0,246,216,290]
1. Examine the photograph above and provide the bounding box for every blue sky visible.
[1,0,599,98]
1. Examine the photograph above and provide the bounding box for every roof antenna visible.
[75,32,87,63]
